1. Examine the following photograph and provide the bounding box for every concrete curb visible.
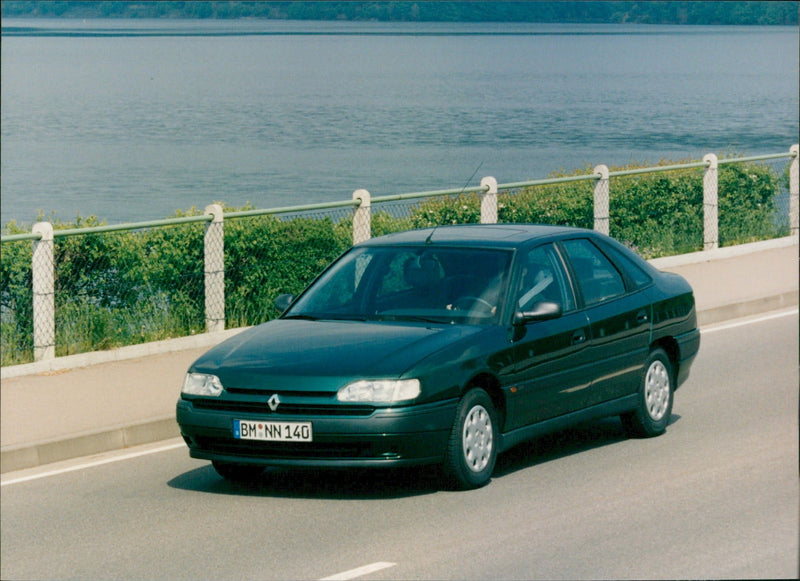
[2,417,178,474]
[695,291,798,326]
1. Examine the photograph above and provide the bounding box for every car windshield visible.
[285,245,513,325]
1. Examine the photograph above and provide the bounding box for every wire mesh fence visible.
[1,239,34,365]
[51,224,207,357]
[2,148,797,367]
[223,208,354,329]
[760,157,793,231]
[1,222,209,366]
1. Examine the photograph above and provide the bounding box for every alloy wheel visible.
[644,360,671,421]
[462,404,494,473]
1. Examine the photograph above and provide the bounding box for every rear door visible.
[559,238,652,407]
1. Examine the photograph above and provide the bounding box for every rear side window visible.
[561,239,626,307]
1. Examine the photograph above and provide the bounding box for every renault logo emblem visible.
[267,394,280,411]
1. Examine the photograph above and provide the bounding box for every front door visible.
[500,243,593,431]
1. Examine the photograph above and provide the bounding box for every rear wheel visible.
[442,388,499,490]
[212,461,264,483]
[621,348,674,438]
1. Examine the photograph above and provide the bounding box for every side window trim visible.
[555,239,585,308]
[550,243,579,312]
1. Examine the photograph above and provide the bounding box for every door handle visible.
[572,330,587,345]
[636,310,649,324]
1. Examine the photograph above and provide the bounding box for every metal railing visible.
[2,145,797,365]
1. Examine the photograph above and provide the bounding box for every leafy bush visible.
[409,194,482,227]
[224,214,352,328]
[500,174,595,228]
[0,157,788,365]
[406,160,784,258]
[0,223,33,365]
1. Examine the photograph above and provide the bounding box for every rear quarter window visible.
[599,242,653,290]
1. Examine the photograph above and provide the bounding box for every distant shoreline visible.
[2,1,797,26]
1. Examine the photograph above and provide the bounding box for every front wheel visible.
[621,348,674,438]
[442,388,499,490]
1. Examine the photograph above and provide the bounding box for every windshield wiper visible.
[320,314,369,322]
[284,313,369,322]
[382,314,451,324]
[282,314,319,321]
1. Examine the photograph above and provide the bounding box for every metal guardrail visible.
[1,215,214,242]
[3,149,797,243]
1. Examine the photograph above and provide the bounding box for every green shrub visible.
[500,172,594,227]
[0,157,788,365]
[407,160,783,258]
[224,214,352,328]
[371,211,414,237]
[0,222,33,365]
[409,194,482,227]
[718,162,787,244]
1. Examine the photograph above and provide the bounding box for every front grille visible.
[225,387,332,398]
[190,399,374,416]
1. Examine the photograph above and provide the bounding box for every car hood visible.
[190,319,484,392]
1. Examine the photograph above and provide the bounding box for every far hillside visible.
[2,1,798,25]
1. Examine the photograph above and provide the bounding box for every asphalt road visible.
[2,310,797,580]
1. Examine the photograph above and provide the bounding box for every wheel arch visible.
[463,372,506,429]
[651,336,679,376]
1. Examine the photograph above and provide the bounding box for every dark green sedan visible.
[176,224,700,489]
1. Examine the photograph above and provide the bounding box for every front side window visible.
[516,244,575,312]
[286,245,513,325]
[561,239,626,306]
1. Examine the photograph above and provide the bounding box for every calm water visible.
[1,19,797,225]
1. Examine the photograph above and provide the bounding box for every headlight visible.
[337,379,420,403]
[182,373,224,397]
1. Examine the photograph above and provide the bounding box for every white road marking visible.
[320,562,397,581]
[1,439,186,487]
[701,307,798,335]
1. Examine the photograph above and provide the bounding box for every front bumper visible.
[176,397,458,468]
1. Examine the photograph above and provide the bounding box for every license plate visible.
[234,420,312,442]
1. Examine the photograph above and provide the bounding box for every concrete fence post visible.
[790,144,799,237]
[703,153,719,250]
[353,189,371,244]
[32,221,55,361]
[593,164,610,235]
[480,176,498,224]
[204,204,225,333]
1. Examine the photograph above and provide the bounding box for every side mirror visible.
[513,301,562,326]
[273,293,295,314]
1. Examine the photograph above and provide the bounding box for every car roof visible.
[360,223,591,248]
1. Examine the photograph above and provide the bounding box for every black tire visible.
[212,461,264,483]
[621,348,674,438]
[442,388,499,490]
